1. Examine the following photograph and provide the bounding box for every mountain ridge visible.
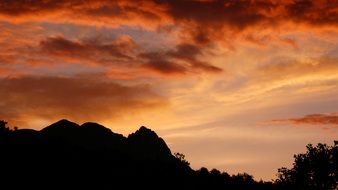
[0,119,293,189]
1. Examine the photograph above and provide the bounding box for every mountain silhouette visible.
[2,119,334,189]
[0,119,194,189]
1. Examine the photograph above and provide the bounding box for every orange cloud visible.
[0,0,336,78]
[0,66,27,78]
[0,75,166,123]
[212,56,338,107]
[1,32,223,77]
[254,57,338,82]
[0,67,10,76]
[271,113,338,125]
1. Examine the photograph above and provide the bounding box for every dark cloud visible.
[154,0,272,44]
[272,113,338,125]
[286,0,338,26]
[39,37,222,75]
[158,0,268,28]
[140,43,222,75]
[0,0,164,27]
[140,52,187,74]
[40,36,135,65]
[157,0,338,44]
[0,0,336,29]
[0,0,336,66]
[0,33,222,77]
[0,75,165,122]
[0,0,69,16]
[159,0,338,27]
[167,43,222,73]
[167,43,202,60]
[83,1,161,21]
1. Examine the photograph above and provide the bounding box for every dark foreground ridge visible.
[0,120,337,190]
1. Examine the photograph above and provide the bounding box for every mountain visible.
[0,119,278,190]
[0,119,194,189]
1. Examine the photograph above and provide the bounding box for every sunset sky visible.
[0,0,338,180]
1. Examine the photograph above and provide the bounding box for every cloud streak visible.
[271,113,338,125]
[0,33,222,77]
[140,43,222,75]
[40,36,136,64]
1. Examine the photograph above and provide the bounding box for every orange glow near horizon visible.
[0,0,338,180]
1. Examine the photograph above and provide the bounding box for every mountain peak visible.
[47,119,79,127]
[127,126,171,158]
[41,119,80,137]
[139,126,148,130]
[58,119,72,122]
[129,126,158,139]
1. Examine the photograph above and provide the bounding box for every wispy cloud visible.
[271,113,338,125]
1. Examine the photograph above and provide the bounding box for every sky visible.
[0,0,338,180]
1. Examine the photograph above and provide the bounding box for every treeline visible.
[0,120,336,189]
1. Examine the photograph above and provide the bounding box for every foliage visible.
[0,120,10,134]
[174,152,190,166]
[276,141,338,190]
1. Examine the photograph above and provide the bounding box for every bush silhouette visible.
[276,141,338,190]
[174,152,190,166]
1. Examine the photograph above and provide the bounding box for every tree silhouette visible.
[0,120,6,127]
[0,120,9,135]
[174,152,190,166]
[276,141,338,190]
